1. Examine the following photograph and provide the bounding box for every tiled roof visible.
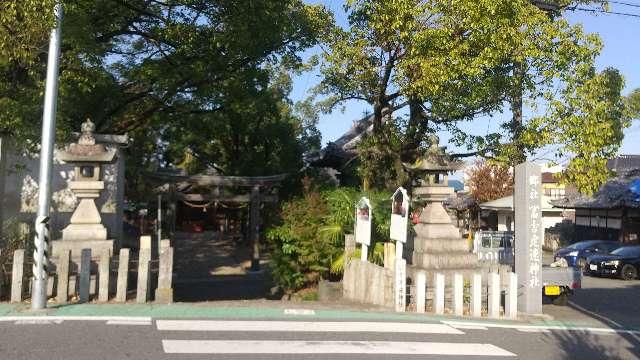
[551,171,640,209]
[607,155,640,174]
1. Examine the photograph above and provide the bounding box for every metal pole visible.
[157,194,162,249]
[32,3,63,310]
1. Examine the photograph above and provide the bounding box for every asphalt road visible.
[0,318,638,360]
[543,274,640,329]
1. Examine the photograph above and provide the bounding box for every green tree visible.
[314,0,628,194]
[1,1,331,199]
[526,68,630,194]
[626,88,640,120]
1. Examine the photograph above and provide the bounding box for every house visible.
[478,194,571,232]
[478,167,573,232]
[551,157,640,244]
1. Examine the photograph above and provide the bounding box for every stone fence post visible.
[154,245,174,303]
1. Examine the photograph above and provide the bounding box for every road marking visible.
[516,328,551,333]
[156,320,464,334]
[162,340,516,356]
[106,319,152,326]
[0,316,152,323]
[284,308,316,315]
[451,324,489,330]
[14,319,63,325]
[442,320,640,336]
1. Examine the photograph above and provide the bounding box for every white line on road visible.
[106,319,152,326]
[0,316,152,323]
[442,320,640,336]
[14,319,64,325]
[156,320,464,334]
[451,324,489,330]
[162,340,516,356]
[516,328,551,333]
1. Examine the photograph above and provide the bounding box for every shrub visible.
[267,185,391,294]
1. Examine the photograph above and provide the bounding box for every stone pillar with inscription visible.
[514,162,542,314]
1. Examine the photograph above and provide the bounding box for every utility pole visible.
[32,2,63,311]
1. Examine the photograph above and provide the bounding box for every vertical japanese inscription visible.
[515,162,542,314]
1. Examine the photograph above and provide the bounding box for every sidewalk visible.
[2,300,640,336]
[0,300,525,323]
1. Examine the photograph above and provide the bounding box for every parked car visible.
[554,240,622,268]
[474,230,581,306]
[586,245,640,280]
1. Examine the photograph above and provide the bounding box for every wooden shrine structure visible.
[151,169,287,271]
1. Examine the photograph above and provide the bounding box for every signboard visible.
[355,197,372,246]
[390,187,410,243]
[514,162,542,314]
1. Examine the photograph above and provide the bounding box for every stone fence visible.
[406,270,519,319]
[1,241,174,304]
[344,258,519,320]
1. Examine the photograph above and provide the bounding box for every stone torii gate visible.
[152,170,286,271]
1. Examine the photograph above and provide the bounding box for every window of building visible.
[544,188,565,199]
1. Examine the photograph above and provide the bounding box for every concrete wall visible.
[342,259,394,308]
[0,138,125,247]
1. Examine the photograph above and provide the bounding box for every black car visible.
[586,245,640,280]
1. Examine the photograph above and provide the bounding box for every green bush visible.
[266,185,391,294]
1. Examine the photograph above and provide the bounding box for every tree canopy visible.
[314,0,631,194]
[1,0,331,199]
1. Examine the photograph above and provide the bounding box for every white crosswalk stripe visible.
[157,320,517,357]
[162,339,516,356]
[156,320,464,334]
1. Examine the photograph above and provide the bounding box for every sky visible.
[290,1,640,161]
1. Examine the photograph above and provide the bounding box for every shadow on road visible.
[568,278,640,329]
[548,330,640,360]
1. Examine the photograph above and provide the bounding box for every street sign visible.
[390,187,410,243]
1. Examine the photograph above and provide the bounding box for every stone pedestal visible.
[52,239,114,258]
[62,181,107,241]
[411,201,477,270]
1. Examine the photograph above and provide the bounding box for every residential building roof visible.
[552,171,640,210]
[479,195,561,212]
[607,155,640,175]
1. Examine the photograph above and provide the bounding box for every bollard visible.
[453,273,464,317]
[78,249,91,303]
[154,246,174,303]
[505,272,518,319]
[435,273,445,315]
[56,250,71,304]
[10,249,25,303]
[98,251,110,302]
[471,273,482,318]
[115,248,130,302]
[136,249,151,303]
[416,271,426,313]
[488,272,501,319]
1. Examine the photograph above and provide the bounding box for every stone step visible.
[412,237,470,253]
[413,223,460,239]
[412,252,479,269]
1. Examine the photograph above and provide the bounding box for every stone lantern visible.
[403,137,478,271]
[54,119,116,257]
